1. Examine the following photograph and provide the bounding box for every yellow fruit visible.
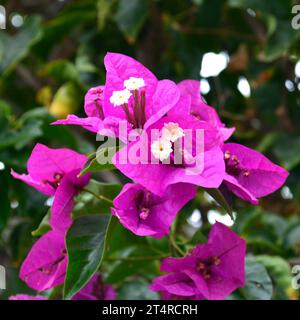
[49,82,81,118]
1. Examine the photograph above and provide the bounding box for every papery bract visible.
[53,53,181,140]
[19,230,67,291]
[177,80,235,142]
[112,183,196,238]
[9,295,47,300]
[11,273,116,300]
[150,222,246,300]
[222,143,289,204]
[11,143,90,233]
[113,113,225,196]
[103,53,181,131]
[51,169,90,233]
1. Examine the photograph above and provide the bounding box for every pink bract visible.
[53,53,181,139]
[112,183,196,238]
[150,222,246,300]
[222,143,289,204]
[11,143,90,233]
[19,230,67,291]
[113,113,225,196]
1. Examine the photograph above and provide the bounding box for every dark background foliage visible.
[0,0,300,300]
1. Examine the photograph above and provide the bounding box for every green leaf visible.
[203,188,233,218]
[0,170,10,232]
[0,16,43,75]
[106,245,159,284]
[115,0,148,42]
[0,100,12,118]
[285,225,300,251]
[97,0,113,30]
[31,210,51,237]
[79,148,116,176]
[263,21,300,62]
[242,256,273,300]
[255,255,294,300]
[19,107,85,152]
[146,236,170,255]
[228,0,291,18]
[108,223,147,254]
[274,135,300,171]
[189,229,207,246]
[118,278,159,300]
[41,59,80,83]
[0,118,43,151]
[64,214,112,300]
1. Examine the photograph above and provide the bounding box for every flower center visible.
[44,173,64,189]
[162,122,185,143]
[38,249,66,275]
[90,87,104,119]
[109,77,147,129]
[135,190,152,220]
[150,123,194,167]
[110,89,132,107]
[151,139,173,162]
[124,77,145,91]
[224,150,250,177]
[196,256,221,280]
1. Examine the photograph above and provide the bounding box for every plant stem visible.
[83,188,113,205]
[87,151,96,160]
[167,235,185,256]
[106,255,168,262]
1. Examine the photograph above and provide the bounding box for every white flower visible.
[124,77,145,91]
[110,89,132,107]
[162,122,185,143]
[151,139,173,162]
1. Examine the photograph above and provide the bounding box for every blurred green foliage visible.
[0,0,300,300]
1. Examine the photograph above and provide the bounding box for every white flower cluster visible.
[124,77,145,91]
[110,77,145,107]
[110,89,132,107]
[151,122,185,161]
[162,122,185,143]
[151,139,173,162]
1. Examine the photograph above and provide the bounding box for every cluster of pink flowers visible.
[11,53,288,300]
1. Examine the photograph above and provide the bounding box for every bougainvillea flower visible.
[111,183,196,238]
[177,80,235,142]
[9,295,47,300]
[72,273,116,300]
[19,230,67,291]
[53,53,181,139]
[102,52,180,130]
[161,291,204,300]
[113,112,225,196]
[11,143,90,233]
[222,143,289,204]
[11,273,115,300]
[150,222,246,300]
[50,170,90,233]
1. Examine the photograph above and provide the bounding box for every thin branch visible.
[82,188,113,205]
[170,23,259,41]
[167,234,185,257]
[106,255,169,262]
